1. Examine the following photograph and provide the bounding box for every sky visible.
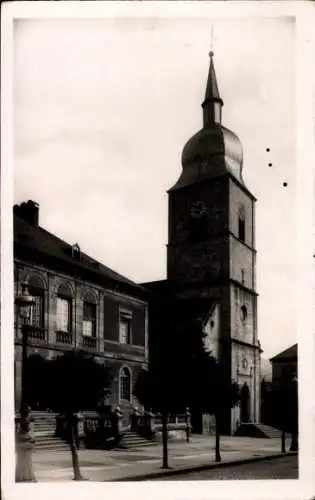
[14,16,296,359]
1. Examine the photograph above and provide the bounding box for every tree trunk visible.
[281,429,286,453]
[215,412,221,462]
[69,419,85,481]
[161,410,170,469]
[290,433,298,452]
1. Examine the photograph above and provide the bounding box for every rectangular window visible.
[56,296,72,332]
[83,302,96,337]
[119,312,132,344]
[30,292,44,328]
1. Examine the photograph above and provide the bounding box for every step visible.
[33,424,54,428]
[35,443,69,451]
[33,424,56,428]
[120,441,155,449]
[34,433,61,440]
[34,429,55,434]
[120,432,155,448]
[34,437,69,450]
[34,432,55,438]
[31,411,58,416]
[234,423,282,439]
[32,417,57,422]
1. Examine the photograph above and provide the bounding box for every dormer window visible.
[238,205,246,242]
[72,243,81,260]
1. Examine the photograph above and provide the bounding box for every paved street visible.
[31,435,297,482]
[158,455,298,481]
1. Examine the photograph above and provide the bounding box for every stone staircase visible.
[27,411,154,450]
[234,422,282,439]
[31,411,69,451]
[119,430,155,449]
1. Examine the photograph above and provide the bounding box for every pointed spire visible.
[202,50,224,127]
[205,51,221,102]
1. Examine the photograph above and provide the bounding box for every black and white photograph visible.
[1,2,314,500]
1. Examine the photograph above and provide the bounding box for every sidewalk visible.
[33,435,296,482]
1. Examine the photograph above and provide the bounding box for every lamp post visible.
[15,282,36,482]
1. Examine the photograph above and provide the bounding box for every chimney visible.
[14,200,39,226]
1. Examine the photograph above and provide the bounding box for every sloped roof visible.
[14,213,149,299]
[270,343,297,362]
[171,297,216,329]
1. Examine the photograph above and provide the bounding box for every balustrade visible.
[56,331,73,344]
[54,407,192,450]
[28,327,47,341]
[82,336,97,350]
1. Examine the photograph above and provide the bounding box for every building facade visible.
[144,52,261,435]
[14,51,262,435]
[14,201,149,418]
[270,344,297,384]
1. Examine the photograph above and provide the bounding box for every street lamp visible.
[15,282,36,482]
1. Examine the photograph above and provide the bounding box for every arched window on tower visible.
[238,205,246,242]
[241,305,248,323]
[119,367,131,402]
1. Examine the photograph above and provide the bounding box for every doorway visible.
[240,383,250,423]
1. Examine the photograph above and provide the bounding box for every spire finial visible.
[209,25,214,57]
[202,26,223,127]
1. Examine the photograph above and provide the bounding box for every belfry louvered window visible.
[238,205,246,242]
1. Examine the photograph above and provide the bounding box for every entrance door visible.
[240,383,250,423]
[25,354,49,410]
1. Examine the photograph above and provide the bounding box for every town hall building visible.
[14,200,150,420]
[143,51,262,434]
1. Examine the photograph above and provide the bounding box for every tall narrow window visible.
[238,205,246,242]
[119,367,131,401]
[119,311,132,344]
[241,269,245,284]
[241,305,248,323]
[57,296,72,332]
[29,288,44,329]
[83,302,96,337]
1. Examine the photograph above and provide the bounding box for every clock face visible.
[190,201,206,218]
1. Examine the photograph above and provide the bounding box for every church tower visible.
[167,52,261,433]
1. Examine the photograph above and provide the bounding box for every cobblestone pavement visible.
[156,455,298,480]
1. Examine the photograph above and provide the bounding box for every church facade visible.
[144,52,261,434]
